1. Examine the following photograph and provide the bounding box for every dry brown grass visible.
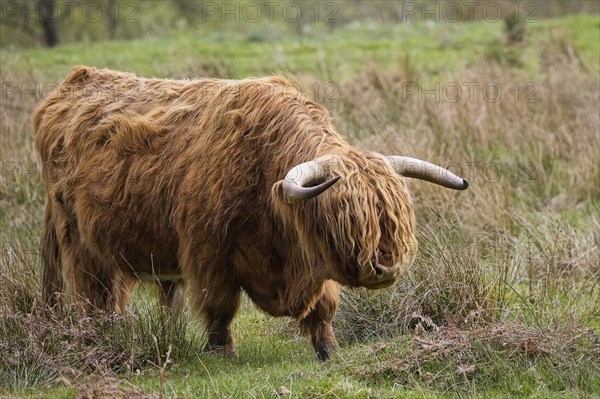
[349,319,600,392]
[74,375,160,399]
[334,33,599,350]
[0,238,202,391]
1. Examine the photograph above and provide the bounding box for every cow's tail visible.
[41,202,63,311]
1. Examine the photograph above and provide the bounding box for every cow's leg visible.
[60,225,129,313]
[299,280,340,361]
[41,203,64,311]
[182,250,240,356]
[64,246,118,312]
[114,274,137,313]
[201,280,240,356]
[157,280,185,313]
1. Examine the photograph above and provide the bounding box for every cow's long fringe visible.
[41,202,63,311]
[271,152,416,284]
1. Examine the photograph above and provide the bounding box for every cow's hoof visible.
[204,343,236,357]
[315,346,334,362]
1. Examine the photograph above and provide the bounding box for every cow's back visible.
[34,66,336,279]
[33,66,213,275]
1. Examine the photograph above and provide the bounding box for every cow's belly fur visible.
[231,236,291,316]
[136,272,183,283]
[72,195,303,317]
[58,182,181,279]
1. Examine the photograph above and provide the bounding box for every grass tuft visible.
[346,320,600,395]
[0,238,203,392]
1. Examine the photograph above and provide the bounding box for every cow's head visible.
[273,151,468,289]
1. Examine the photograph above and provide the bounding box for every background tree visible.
[38,0,58,47]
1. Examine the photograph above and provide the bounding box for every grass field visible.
[1,12,599,399]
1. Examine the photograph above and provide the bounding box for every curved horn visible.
[282,161,340,201]
[387,156,469,190]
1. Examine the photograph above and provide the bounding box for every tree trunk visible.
[107,0,117,39]
[39,0,59,47]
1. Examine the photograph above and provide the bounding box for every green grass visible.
[2,15,598,82]
[1,13,599,399]
[15,305,599,398]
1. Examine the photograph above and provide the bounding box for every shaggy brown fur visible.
[34,66,416,360]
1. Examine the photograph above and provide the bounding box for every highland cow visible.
[34,66,468,360]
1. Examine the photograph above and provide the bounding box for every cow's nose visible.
[374,263,400,279]
[362,263,401,289]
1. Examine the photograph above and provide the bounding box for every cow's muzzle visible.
[360,263,401,289]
